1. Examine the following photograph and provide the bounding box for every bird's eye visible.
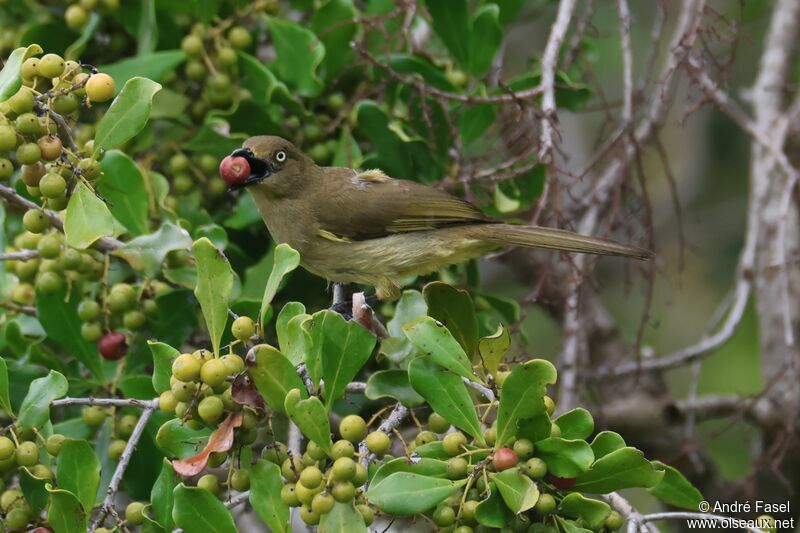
[275,150,287,163]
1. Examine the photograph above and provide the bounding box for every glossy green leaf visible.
[65,181,116,250]
[319,501,367,533]
[148,341,179,394]
[490,467,539,513]
[475,482,512,527]
[573,447,663,493]
[554,408,594,440]
[93,77,162,156]
[365,369,425,406]
[559,493,612,530]
[366,472,465,515]
[46,485,87,533]
[276,302,311,365]
[113,222,192,277]
[495,359,557,448]
[468,4,502,74]
[193,237,233,356]
[517,412,553,444]
[284,388,332,455]
[184,117,247,158]
[386,53,457,91]
[153,289,198,347]
[0,357,13,415]
[57,439,101,512]
[149,458,178,531]
[423,282,479,359]
[311,0,357,80]
[589,431,626,460]
[17,370,68,429]
[236,52,304,116]
[102,51,186,92]
[303,310,375,408]
[267,16,325,97]
[20,467,49,514]
[649,460,704,510]
[477,324,510,377]
[249,460,290,533]
[248,344,308,414]
[486,0,526,25]
[97,150,149,235]
[426,0,470,66]
[555,516,594,533]
[535,437,594,478]
[172,484,237,533]
[408,356,483,443]
[0,44,42,102]
[370,457,449,488]
[260,243,300,329]
[155,419,211,459]
[404,316,475,381]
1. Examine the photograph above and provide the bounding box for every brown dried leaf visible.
[232,372,266,411]
[171,411,244,476]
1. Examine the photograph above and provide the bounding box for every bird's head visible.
[221,136,312,197]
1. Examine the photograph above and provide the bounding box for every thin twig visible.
[0,250,39,261]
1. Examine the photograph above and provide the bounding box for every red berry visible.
[219,155,250,185]
[492,447,518,471]
[32,529,53,533]
[547,474,576,490]
[99,332,127,361]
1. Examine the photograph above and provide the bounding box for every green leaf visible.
[57,439,101,512]
[589,431,626,460]
[284,388,332,455]
[459,103,496,146]
[20,467,49,514]
[172,484,237,533]
[490,467,539,513]
[495,359,557,448]
[148,341,179,394]
[475,482,512,527]
[236,52,304,116]
[386,54,457,91]
[517,412,554,444]
[365,369,425,407]
[0,45,42,102]
[46,485,87,533]
[267,16,325,98]
[648,461,704,510]
[311,0,358,80]
[276,302,311,365]
[149,458,178,531]
[249,460,290,533]
[184,117,247,159]
[113,222,192,277]
[366,472,465,515]
[468,4,502,74]
[370,457,449,488]
[97,150,149,235]
[332,126,363,168]
[304,310,376,408]
[559,493,612,530]
[573,447,663,493]
[423,282,479,359]
[102,51,186,92]
[535,438,594,478]
[93,77,162,156]
[403,316,475,381]
[153,289,198,347]
[65,182,116,250]
[137,0,158,55]
[554,408,594,440]
[426,0,470,67]
[192,237,233,356]
[155,419,211,459]
[0,357,13,415]
[319,501,367,533]
[65,12,100,60]
[486,0,526,25]
[408,356,483,443]
[17,370,68,429]
[477,324,509,377]
[261,243,300,330]
[248,344,308,414]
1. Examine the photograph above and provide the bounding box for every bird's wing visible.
[312,168,493,241]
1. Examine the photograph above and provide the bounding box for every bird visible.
[220,136,651,301]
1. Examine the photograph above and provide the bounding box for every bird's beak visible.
[228,148,274,191]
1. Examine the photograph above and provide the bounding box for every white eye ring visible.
[275,150,287,163]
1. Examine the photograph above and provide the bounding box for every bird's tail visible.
[473,223,652,260]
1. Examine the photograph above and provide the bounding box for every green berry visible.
[446,457,469,479]
[39,172,66,198]
[605,511,624,531]
[365,431,390,455]
[108,283,137,312]
[442,432,467,456]
[36,271,63,294]
[217,47,237,67]
[16,143,41,165]
[125,501,145,525]
[300,504,320,525]
[37,233,62,258]
[228,26,252,49]
[356,504,374,525]
[20,58,40,80]
[231,316,255,341]
[415,430,437,447]
[52,93,79,115]
[5,507,30,531]
[544,395,555,415]
[311,492,335,514]
[0,437,15,460]
[85,73,115,102]
[171,380,196,403]
[433,505,456,527]
[198,396,224,424]
[65,5,88,30]
[522,457,547,479]
[200,358,228,387]
[331,457,357,481]
[197,473,220,495]
[331,481,355,502]
[428,412,450,433]
[331,439,355,459]
[45,434,65,456]
[8,88,35,114]
[15,441,39,467]
[181,35,204,56]
[15,113,40,136]
[108,439,126,460]
[221,354,245,375]
[0,125,17,151]
[117,414,138,438]
[339,414,367,442]
[513,438,534,460]
[82,405,106,427]
[78,157,101,179]
[80,322,103,342]
[158,390,177,413]
[172,353,202,382]
[281,483,300,506]
[77,299,101,321]
[231,468,250,491]
[0,158,12,180]
[22,209,49,234]
[38,54,66,78]
[299,465,323,489]
[534,493,556,515]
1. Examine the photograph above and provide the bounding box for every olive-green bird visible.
[227,136,651,300]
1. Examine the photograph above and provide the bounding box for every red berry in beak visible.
[99,331,127,361]
[219,155,250,185]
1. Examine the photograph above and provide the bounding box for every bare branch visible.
[359,403,409,468]
[0,250,39,261]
